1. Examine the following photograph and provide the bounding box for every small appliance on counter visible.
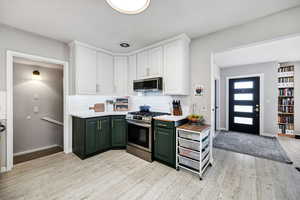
[114,98,129,111]
[172,100,182,116]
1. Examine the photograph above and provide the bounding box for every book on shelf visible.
[277,64,295,136]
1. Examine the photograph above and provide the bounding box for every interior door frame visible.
[225,74,264,135]
[5,50,71,172]
[214,79,220,131]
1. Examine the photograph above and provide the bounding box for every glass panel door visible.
[229,77,260,134]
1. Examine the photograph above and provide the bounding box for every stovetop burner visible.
[128,111,169,117]
[126,111,170,123]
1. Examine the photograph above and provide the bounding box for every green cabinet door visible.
[97,117,111,151]
[111,116,126,148]
[86,119,98,155]
[154,126,175,167]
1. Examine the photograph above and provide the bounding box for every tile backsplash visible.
[68,95,189,115]
[130,95,172,113]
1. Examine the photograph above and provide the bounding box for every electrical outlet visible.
[33,106,39,113]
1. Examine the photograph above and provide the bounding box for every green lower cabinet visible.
[111,116,127,148]
[97,117,111,151]
[86,119,98,155]
[154,121,176,168]
[72,115,125,160]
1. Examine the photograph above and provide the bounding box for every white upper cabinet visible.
[163,38,190,95]
[149,46,163,77]
[73,44,97,95]
[128,55,137,95]
[114,56,128,96]
[70,34,190,96]
[137,51,149,79]
[137,46,163,79]
[96,52,114,95]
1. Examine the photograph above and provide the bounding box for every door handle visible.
[100,121,102,130]
[255,104,260,112]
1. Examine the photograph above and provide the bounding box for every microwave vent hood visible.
[133,77,163,92]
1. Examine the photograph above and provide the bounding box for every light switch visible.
[33,106,39,113]
[201,106,207,112]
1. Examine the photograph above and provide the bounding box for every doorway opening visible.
[5,51,70,171]
[12,57,64,164]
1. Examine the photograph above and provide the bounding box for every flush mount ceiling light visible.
[106,0,151,14]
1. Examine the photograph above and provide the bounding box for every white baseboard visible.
[13,144,60,156]
[219,127,227,131]
[1,166,7,173]
[65,147,72,154]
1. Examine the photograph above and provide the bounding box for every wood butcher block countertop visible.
[177,123,210,133]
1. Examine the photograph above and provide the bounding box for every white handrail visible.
[41,117,63,126]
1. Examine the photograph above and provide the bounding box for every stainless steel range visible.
[126,110,168,162]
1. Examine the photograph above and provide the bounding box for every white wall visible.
[190,6,300,124]
[219,62,277,135]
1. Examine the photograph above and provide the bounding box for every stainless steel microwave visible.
[133,77,163,92]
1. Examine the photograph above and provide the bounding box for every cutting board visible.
[89,103,105,112]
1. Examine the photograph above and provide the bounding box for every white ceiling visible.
[1,0,300,52]
[214,35,300,68]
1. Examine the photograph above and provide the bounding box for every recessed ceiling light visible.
[106,0,151,15]
[120,42,130,48]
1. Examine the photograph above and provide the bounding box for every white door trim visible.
[6,50,71,172]
[225,74,264,135]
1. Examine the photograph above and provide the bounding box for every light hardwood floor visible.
[0,137,300,200]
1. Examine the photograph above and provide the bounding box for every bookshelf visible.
[278,63,295,137]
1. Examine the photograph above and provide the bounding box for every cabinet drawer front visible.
[154,120,174,129]
[111,115,125,120]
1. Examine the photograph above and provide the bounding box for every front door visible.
[229,77,260,134]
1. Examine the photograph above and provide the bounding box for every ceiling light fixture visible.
[120,42,130,48]
[32,70,41,80]
[106,0,151,15]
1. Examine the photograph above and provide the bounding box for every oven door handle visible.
[127,120,151,128]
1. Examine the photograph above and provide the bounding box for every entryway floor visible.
[213,131,292,164]
[13,146,63,165]
[1,137,300,200]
